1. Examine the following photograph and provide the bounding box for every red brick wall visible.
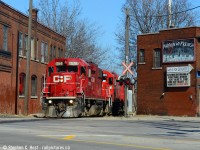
[0,2,66,115]
[137,27,199,116]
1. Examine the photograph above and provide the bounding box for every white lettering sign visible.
[53,75,71,83]
[167,66,189,73]
[167,65,193,73]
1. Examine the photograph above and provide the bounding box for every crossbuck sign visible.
[122,62,134,75]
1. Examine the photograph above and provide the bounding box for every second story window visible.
[18,32,23,56]
[50,45,53,61]
[50,45,56,60]
[153,49,161,68]
[31,38,35,59]
[41,42,48,63]
[36,39,39,60]
[58,48,63,58]
[3,25,8,51]
[139,49,145,63]
[24,34,28,57]
[53,46,56,58]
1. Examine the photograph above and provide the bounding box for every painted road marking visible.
[39,134,171,150]
[38,133,200,150]
[63,135,76,140]
[62,138,171,150]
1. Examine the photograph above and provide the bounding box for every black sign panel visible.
[163,39,194,63]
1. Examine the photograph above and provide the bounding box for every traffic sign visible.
[122,62,134,75]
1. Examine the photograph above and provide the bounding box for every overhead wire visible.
[129,5,200,18]
[156,5,200,17]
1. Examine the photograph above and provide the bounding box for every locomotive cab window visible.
[102,74,107,82]
[56,64,66,72]
[48,66,54,76]
[67,66,78,72]
[81,67,86,75]
[109,77,113,85]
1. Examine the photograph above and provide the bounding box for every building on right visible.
[137,27,200,117]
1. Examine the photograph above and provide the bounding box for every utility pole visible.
[168,0,172,28]
[124,8,130,117]
[24,0,33,115]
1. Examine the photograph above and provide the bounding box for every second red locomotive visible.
[42,58,124,117]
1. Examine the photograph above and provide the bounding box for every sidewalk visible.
[86,115,200,122]
[0,114,45,123]
[0,114,200,123]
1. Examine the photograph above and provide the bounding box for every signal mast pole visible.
[24,0,33,115]
[124,8,130,117]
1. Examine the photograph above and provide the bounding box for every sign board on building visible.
[167,65,193,73]
[163,39,194,63]
[166,65,193,87]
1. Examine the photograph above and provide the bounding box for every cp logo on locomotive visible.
[53,75,72,83]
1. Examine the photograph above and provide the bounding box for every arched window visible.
[31,75,37,96]
[19,73,26,96]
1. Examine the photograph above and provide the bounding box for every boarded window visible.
[31,75,37,96]
[58,48,63,58]
[24,34,28,57]
[50,45,53,61]
[3,25,8,51]
[31,38,35,59]
[18,32,23,56]
[36,39,39,60]
[53,46,56,58]
[45,43,48,62]
[41,42,48,63]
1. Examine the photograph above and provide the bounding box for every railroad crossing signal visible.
[122,62,134,75]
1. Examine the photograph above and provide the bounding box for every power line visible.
[130,5,200,18]
[156,5,200,17]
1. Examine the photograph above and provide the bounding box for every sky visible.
[1,0,125,53]
[1,0,125,72]
[80,0,125,48]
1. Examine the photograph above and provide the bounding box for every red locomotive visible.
[42,58,124,117]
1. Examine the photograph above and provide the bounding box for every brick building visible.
[0,1,66,115]
[137,27,200,117]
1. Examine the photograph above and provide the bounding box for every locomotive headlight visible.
[69,100,74,104]
[48,100,52,104]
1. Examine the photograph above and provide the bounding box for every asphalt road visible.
[0,117,200,150]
